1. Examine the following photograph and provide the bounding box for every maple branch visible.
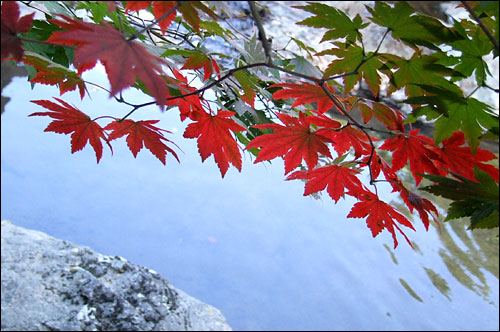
[322,71,359,83]
[83,80,111,94]
[128,1,182,41]
[461,1,499,52]
[319,83,379,185]
[110,59,364,122]
[248,1,273,65]
[118,105,143,122]
[19,1,51,17]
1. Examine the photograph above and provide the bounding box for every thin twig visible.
[117,62,362,120]
[373,28,390,55]
[460,1,499,52]
[248,1,273,65]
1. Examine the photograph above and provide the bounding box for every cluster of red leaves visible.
[29,98,113,163]
[29,98,179,165]
[2,1,498,248]
[46,15,170,109]
[245,84,498,247]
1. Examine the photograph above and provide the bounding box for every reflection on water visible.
[399,278,424,303]
[423,267,451,301]
[438,219,498,303]
[383,244,398,265]
[1,64,498,330]
[386,171,499,306]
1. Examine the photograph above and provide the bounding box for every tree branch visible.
[461,1,499,53]
[248,1,273,65]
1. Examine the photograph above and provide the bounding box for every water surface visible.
[1,71,498,331]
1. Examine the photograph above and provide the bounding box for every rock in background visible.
[1,220,232,331]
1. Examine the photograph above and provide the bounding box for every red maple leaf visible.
[437,131,499,182]
[319,125,372,158]
[270,82,339,114]
[1,1,34,62]
[183,108,246,177]
[47,15,168,108]
[287,164,363,202]
[126,1,177,34]
[347,189,415,248]
[388,176,439,231]
[104,119,179,165]
[165,67,205,121]
[379,129,441,185]
[29,98,112,163]
[247,112,335,174]
[361,149,394,181]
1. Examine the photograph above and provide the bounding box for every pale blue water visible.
[2,70,499,331]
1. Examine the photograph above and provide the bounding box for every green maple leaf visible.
[367,2,461,50]
[421,169,499,230]
[404,85,498,151]
[295,3,368,44]
[386,53,462,98]
[434,97,498,152]
[366,1,414,37]
[450,29,493,85]
[321,44,385,97]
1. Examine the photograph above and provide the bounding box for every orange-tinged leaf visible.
[358,101,405,132]
[105,119,179,165]
[23,54,87,99]
[287,164,363,202]
[183,109,246,177]
[347,189,415,248]
[126,2,178,34]
[270,82,338,114]
[32,69,86,99]
[29,98,112,163]
[47,15,168,108]
[233,70,256,107]
[181,52,219,82]
[177,1,216,33]
[247,112,334,174]
[1,1,34,62]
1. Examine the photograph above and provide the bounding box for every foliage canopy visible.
[1,1,499,248]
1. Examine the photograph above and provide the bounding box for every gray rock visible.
[1,220,232,331]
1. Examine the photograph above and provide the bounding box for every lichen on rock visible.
[1,220,232,331]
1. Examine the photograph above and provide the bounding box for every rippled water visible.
[1,65,498,330]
